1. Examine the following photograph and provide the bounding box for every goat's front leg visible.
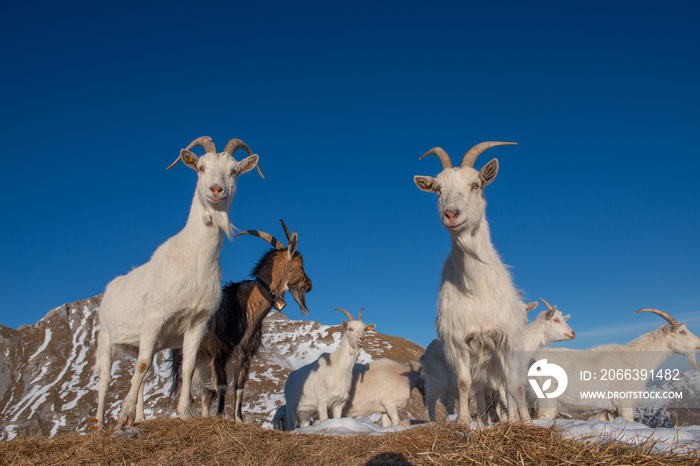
[331,402,344,419]
[177,319,209,419]
[453,353,472,426]
[316,400,330,423]
[214,355,230,418]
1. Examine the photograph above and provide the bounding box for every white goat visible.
[283,308,375,430]
[94,136,259,429]
[341,359,423,426]
[421,297,575,421]
[414,142,527,424]
[533,308,700,422]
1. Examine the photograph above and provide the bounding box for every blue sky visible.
[1,1,699,350]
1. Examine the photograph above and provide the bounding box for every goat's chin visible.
[290,289,309,316]
[442,221,467,234]
[686,352,700,370]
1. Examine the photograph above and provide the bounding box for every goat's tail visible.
[168,348,183,400]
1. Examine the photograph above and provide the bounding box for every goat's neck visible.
[445,219,511,294]
[180,191,229,259]
[330,335,361,368]
[625,329,675,363]
[523,318,548,352]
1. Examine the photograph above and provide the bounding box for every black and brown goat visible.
[170,219,312,421]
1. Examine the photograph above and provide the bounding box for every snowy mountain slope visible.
[0,296,427,440]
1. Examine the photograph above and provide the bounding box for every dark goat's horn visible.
[279,219,292,244]
[235,230,286,250]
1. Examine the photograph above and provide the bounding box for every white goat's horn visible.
[279,219,293,244]
[635,308,679,326]
[187,136,217,153]
[539,297,555,311]
[419,147,453,170]
[223,138,251,156]
[224,138,265,179]
[358,307,364,322]
[166,136,217,170]
[235,230,286,250]
[335,308,355,321]
[461,141,517,168]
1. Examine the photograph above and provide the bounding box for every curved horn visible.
[279,219,292,243]
[539,297,555,311]
[334,308,355,321]
[419,147,452,170]
[187,136,217,153]
[223,138,252,157]
[635,308,679,326]
[224,138,265,179]
[235,230,286,250]
[358,307,364,322]
[461,141,517,168]
[166,136,218,170]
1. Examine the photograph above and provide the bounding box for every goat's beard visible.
[204,208,233,240]
[290,288,309,316]
[686,352,700,370]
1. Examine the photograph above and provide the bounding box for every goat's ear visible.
[525,301,538,312]
[563,314,571,321]
[414,176,439,193]
[365,324,376,332]
[236,154,259,175]
[181,149,200,172]
[342,320,348,329]
[479,158,499,187]
[287,232,298,257]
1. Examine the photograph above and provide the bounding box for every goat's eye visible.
[679,330,686,335]
[471,183,480,191]
[553,319,560,323]
[198,164,206,173]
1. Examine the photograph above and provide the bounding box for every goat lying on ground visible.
[534,308,700,422]
[94,136,259,429]
[341,359,424,426]
[170,219,312,420]
[283,308,375,430]
[414,142,527,424]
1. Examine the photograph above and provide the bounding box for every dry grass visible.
[1,418,697,465]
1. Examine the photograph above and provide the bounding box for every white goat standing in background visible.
[534,308,700,422]
[414,142,527,424]
[94,136,259,429]
[283,308,375,430]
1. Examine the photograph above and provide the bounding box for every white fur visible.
[534,319,700,422]
[341,359,423,426]
[421,301,576,421]
[415,146,526,424]
[94,139,258,429]
[283,312,375,430]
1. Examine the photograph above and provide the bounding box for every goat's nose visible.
[444,209,460,220]
[211,186,223,195]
